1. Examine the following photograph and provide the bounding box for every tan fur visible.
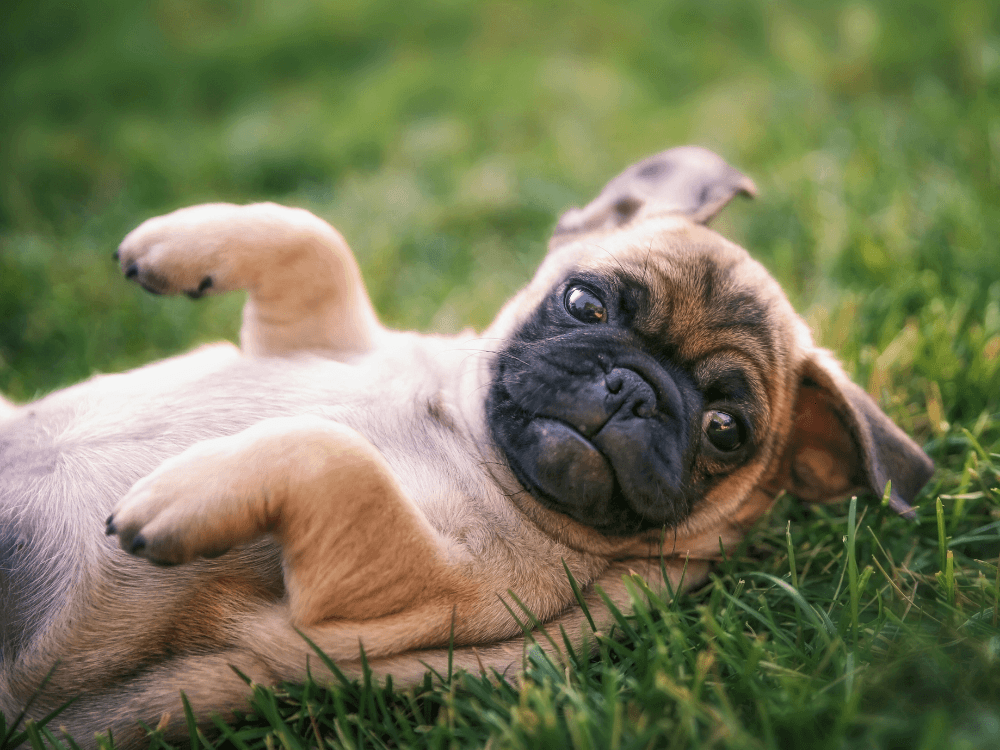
[117,202,383,358]
[0,148,932,746]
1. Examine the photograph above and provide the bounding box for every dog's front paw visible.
[115,203,251,298]
[106,452,237,565]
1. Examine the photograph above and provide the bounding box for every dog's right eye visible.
[565,286,607,324]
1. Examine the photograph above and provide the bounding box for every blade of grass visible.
[786,521,799,589]
[562,560,598,632]
[937,497,948,573]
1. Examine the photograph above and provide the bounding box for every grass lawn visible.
[2,0,999,747]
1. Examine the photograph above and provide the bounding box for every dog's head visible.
[484,147,933,553]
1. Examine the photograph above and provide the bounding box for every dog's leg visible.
[345,556,713,684]
[107,415,471,624]
[116,203,384,358]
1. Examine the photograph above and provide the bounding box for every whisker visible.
[641,238,653,289]
[590,243,629,278]
[445,347,531,368]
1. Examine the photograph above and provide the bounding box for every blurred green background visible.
[1,0,998,430]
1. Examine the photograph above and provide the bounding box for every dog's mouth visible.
[489,357,700,535]
[514,417,618,523]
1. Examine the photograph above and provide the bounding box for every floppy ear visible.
[768,350,935,517]
[550,146,757,248]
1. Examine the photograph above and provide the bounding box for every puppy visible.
[0,147,933,745]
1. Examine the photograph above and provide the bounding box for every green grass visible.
[2,0,999,747]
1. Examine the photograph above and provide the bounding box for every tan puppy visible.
[0,147,932,745]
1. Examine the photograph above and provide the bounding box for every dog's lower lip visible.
[532,417,604,457]
[536,397,622,440]
[555,419,600,448]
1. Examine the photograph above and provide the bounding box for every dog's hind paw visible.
[115,203,257,298]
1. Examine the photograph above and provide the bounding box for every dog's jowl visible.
[0,146,932,746]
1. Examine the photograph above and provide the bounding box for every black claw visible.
[185,276,213,300]
[112,249,120,261]
[130,535,146,554]
[125,262,138,279]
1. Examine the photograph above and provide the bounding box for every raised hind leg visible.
[116,202,384,358]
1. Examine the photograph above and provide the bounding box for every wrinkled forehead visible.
[491,216,804,362]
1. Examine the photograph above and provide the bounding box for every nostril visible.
[633,400,655,418]
[125,262,139,279]
[604,367,667,420]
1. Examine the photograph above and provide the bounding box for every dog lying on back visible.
[0,147,933,745]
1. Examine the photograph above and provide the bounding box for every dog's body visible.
[0,148,933,745]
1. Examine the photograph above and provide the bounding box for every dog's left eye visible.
[703,410,743,451]
[565,286,607,324]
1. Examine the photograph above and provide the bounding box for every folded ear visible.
[768,350,935,517]
[550,146,757,249]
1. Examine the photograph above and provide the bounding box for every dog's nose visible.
[605,371,623,393]
[604,368,657,419]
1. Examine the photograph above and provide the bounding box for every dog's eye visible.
[565,286,607,324]
[703,410,743,451]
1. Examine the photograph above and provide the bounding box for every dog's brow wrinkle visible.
[705,292,770,335]
[699,263,718,305]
